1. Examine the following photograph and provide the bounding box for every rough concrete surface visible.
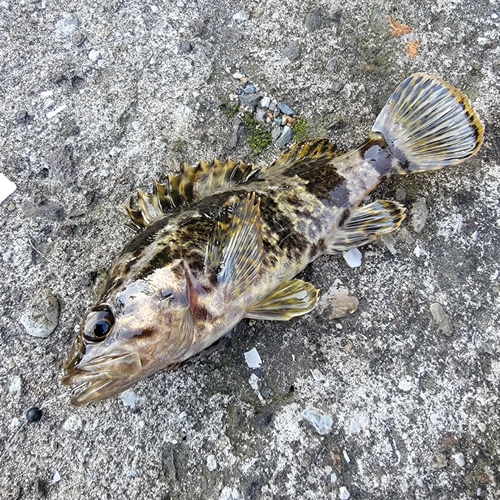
[0,0,499,499]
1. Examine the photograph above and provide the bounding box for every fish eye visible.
[84,306,115,342]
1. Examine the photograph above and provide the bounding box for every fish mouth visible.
[61,352,143,406]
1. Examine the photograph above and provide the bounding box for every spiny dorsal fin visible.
[205,192,263,301]
[262,138,344,178]
[125,158,260,230]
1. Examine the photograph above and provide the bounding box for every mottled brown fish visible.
[62,74,483,405]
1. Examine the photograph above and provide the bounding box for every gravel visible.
[1,0,499,499]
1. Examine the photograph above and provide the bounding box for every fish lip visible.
[61,352,143,406]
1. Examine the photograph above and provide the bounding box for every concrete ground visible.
[0,0,499,499]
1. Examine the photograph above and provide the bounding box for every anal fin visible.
[327,200,405,253]
[246,279,319,321]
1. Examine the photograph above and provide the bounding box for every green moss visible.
[242,112,272,155]
[220,101,239,119]
[291,117,309,143]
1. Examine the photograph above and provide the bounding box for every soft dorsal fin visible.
[261,138,344,178]
[125,158,260,230]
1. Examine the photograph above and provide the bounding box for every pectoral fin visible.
[246,279,319,321]
[205,193,263,300]
[327,200,406,253]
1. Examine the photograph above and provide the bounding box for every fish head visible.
[61,265,197,406]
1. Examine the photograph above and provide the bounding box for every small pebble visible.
[232,10,249,21]
[232,71,245,79]
[326,59,337,71]
[395,188,406,201]
[274,125,293,148]
[9,375,22,394]
[281,40,301,61]
[260,96,271,108]
[305,8,324,31]
[179,40,193,53]
[62,414,82,433]
[26,407,43,422]
[88,49,99,62]
[243,83,256,95]
[339,486,350,499]
[343,248,362,268]
[55,13,79,39]
[302,408,333,435]
[411,197,429,233]
[430,302,453,336]
[435,453,448,468]
[52,471,61,484]
[453,452,465,467]
[277,102,295,115]
[477,422,486,432]
[206,454,217,471]
[20,289,60,338]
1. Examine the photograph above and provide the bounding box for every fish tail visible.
[371,73,484,173]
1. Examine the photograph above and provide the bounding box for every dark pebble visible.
[243,83,256,95]
[252,368,263,378]
[16,110,33,125]
[305,8,323,32]
[26,407,43,422]
[331,9,342,22]
[277,102,295,115]
[238,93,262,111]
[281,40,301,61]
[179,40,193,53]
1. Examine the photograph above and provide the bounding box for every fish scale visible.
[62,74,484,406]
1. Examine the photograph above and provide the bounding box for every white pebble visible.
[52,471,62,483]
[10,418,21,431]
[40,90,53,98]
[330,472,337,483]
[232,71,245,79]
[9,376,22,394]
[62,415,82,433]
[207,454,217,471]
[88,49,100,62]
[260,96,271,108]
[342,450,350,463]
[121,389,143,409]
[398,376,415,392]
[244,347,262,368]
[339,486,350,499]
[302,408,333,435]
[430,413,439,425]
[232,10,249,21]
[453,452,465,467]
[343,248,362,268]
[477,422,486,432]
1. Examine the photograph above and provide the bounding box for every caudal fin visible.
[371,73,484,173]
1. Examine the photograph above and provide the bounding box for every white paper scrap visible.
[244,347,262,368]
[0,173,16,203]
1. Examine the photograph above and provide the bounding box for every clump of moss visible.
[220,101,239,119]
[291,117,309,143]
[242,112,272,155]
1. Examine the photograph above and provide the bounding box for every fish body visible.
[62,74,483,405]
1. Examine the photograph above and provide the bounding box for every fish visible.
[61,74,484,406]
